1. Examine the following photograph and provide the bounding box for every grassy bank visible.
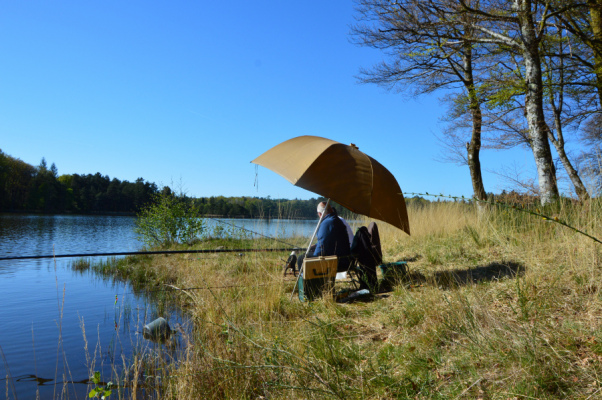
[79,200,602,399]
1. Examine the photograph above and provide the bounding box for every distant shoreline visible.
[0,210,316,220]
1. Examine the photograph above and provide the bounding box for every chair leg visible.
[356,265,378,293]
[345,261,361,290]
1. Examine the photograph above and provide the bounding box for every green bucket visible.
[298,275,335,302]
[378,262,408,292]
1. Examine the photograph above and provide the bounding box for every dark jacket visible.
[312,210,351,271]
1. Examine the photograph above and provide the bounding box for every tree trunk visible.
[516,0,559,204]
[549,109,591,200]
[555,142,590,200]
[467,108,487,201]
[462,44,487,202]
[545,31,591,201]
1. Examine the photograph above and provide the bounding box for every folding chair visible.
[348,222,382,293]
[335,255,361,290]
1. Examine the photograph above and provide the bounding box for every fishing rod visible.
[0,218,307,261]
[0,248,304,261]
[210,217,300,248]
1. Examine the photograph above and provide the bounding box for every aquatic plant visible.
[88,371,114,399]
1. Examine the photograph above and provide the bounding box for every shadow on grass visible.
[398,255,421,262]
[401,260,526,290]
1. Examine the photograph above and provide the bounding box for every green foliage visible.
[88,371,113,399]
[193,195,349,219]
[0,149,36,210]
[0,147,365,218]
[405,195,431,208]
[0,149,159,213]
[135,192,205,248]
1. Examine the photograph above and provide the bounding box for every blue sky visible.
[0,1,538,200]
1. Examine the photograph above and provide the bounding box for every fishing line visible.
[210,217,300,248]
[0,217,307,261]
[0,203,312,262]
[0,247,303,261]
[254,164,259,191]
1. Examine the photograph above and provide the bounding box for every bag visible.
[351,222,382,269]
[350,222,382,290]
[367,222,382,265]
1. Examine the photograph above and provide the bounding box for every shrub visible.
[135,191,205,248]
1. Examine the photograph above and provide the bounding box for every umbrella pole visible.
[290,198,331,300]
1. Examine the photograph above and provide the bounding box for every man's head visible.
[317,201,333,218]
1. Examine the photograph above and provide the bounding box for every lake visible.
[0,214,321,399]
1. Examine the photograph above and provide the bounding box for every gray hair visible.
[317,202,332,214]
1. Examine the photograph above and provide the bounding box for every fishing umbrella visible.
[252,135,410,234]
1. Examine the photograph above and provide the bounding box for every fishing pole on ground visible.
[113,282,280,298]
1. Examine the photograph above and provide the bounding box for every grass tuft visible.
[71,201,602,399]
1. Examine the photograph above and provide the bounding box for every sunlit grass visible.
[71,201,602,399]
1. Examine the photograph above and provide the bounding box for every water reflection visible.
[0,215,164,399]
[0,214,325,399]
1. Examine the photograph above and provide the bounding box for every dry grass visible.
[86,200,602,399]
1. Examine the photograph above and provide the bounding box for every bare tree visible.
[353,0,602,203]
[547,1,602,195]
[549,0,602,107]
[492,162,541,196]
[477,19,592,200]
[578,114,602,194]
[542,26,591,199]
[454,0,562,204]
[352,0,488,201]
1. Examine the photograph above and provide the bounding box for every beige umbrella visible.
[252,135,410,234]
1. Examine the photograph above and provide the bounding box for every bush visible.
[135,191,205,248]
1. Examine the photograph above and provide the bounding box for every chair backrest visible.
[351,222,383,269]
[367,222,383,265]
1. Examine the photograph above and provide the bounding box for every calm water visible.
[0,215,320,399]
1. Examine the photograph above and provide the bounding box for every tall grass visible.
[76,201,602,399]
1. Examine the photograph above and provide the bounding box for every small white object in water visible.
[143,317,171,341]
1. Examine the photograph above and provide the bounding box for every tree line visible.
[352,0,602,203]
[192,195,322,219]
[0,150,159,213]
[1,150,433,218]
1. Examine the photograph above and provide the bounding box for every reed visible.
[75,201,602,399]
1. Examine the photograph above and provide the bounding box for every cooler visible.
[298,256,338,301]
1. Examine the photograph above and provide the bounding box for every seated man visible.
[297,202,351,273]
[323,202,354,247]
